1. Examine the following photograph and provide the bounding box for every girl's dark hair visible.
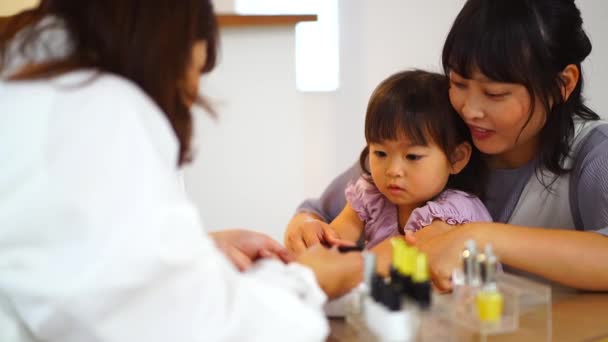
[443,0,599,181]
[359,70,487,198]
[0,0,219,166]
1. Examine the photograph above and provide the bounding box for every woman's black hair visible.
[443,0,599,184]
[359,70,487,198]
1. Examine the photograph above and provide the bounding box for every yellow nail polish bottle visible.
[476,288,503,322]
[475,245,503,322]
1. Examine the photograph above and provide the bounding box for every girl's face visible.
[369,137,454,210]
[448,70,546,168]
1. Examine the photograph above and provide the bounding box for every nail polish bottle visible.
[411,253,431,309]
[463,239,480,287]
[389,237,417,298]
[475,245,503,323]
[389,238,406,293]
[364,273,419,342]
[399,241,418,297]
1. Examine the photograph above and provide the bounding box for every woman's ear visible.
[450,142,472,175]
[561,64,580,102]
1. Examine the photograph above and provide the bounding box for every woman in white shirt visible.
[0,1,363,341]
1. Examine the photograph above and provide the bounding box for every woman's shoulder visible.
[4,71,178,163]
[2,70,160,114]
[570,122,608,230]
[57,71,160,110]
[574,121,608,166]
[54,71,173,139]
[68,72,179,160]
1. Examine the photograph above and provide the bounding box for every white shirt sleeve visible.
[0,75,328,342]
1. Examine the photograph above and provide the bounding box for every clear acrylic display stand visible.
[345,271,552,341]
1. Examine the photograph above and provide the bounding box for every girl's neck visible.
[397,204,419,231]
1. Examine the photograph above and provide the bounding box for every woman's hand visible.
[284,213,354,255]
[296,245,363,299]
[211,229,294,271]
[405,223,478,292]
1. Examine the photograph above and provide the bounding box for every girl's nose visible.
[385,161,405,178]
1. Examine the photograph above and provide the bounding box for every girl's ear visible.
[560,64,579,102]
[450,142,472,175]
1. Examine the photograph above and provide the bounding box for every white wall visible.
[184,27,336,240]
[578,0,608,116]
[185,0,608,242]
[0,0,38,16]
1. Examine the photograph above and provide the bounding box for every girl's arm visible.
[329,203,365,243]
[284,163,363,253]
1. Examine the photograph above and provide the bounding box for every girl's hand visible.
[369,238,396,277]
[284,213,354,255]
[296,245,363,299]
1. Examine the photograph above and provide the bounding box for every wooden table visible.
[328,293,608,341]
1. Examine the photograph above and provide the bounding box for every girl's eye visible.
[373,151,387,158]
[406,154,422,161]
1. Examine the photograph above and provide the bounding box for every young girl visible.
[329,70,492,250]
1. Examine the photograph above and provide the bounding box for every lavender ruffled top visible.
[345,176,493,249]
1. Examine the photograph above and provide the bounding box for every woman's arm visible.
[412,222,608,291]
[410,128,608,291]
[473,223,608,291]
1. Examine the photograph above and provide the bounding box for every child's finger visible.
[323,227,356,247]
[430,267,453,293]
[327,237,357,248]
[288,235,308,255]
[302,227,322,248]
[432,277,453,293]
[403,230,417,245]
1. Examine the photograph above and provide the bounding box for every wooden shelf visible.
[217,14,317,28]
[0,14,316,29]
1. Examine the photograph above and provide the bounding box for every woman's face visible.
[183,40,208,108]
[448,70,546,167]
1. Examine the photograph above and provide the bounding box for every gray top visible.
[298,124,608,235]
